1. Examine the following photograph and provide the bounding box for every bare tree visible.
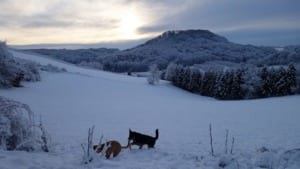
[225,129,228,154]
[81,126,95,164]
[209,124,214,157]
[81,127,108,164]
[230,137,235,154]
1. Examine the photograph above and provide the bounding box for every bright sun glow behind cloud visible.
[0,0,299,46]
[0,0,157,45]
[120,10,144,39]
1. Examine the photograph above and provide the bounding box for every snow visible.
[1,50,300,169]
[100,29,277,72]
[9,50,141,83]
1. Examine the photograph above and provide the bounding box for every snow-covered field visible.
[1,51,300,169]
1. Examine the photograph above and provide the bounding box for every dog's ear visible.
[129,128,131,133]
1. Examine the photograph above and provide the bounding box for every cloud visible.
[140,0,300,31]
[0,0,299,46]
[137,25,171,34]
[220,29,300,46]
[134,0,300,45]
[21,16,120,29]
[0,0,123,28]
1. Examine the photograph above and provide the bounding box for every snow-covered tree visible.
[0,41,41,88]
[172,65,184,87]
[214,72,226,99]
[231,69,245,99]
[187,67,202,92]
[286,64,297,93]
[164,63,178,81]
[258,66,272,97]
[181,67,191,90]
[147,64,160,85]
[201,71,218,97]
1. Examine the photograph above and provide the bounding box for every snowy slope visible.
[9,50,143,83]
[1,51,300,169]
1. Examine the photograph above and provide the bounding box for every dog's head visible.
[128,129,135,140]
[93,144,104,153]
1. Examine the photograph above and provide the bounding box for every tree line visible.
[164,63,298,100]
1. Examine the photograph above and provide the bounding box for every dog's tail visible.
[121,142,129,149]
[121,145,128,149]
[121,139,130,149]
[155,129,159,140]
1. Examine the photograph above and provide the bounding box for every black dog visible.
[127,129,159,149]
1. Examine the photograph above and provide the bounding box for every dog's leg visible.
[105,147,113,159]
[126,140,131,150]
[139,145,143,149]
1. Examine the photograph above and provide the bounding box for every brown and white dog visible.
[93,140,123,159]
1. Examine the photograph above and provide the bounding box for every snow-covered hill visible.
[1,51,300,169]
[26,30,296,73]
[101,29,276,72]
[24,48,119,65]
[253,45,300,66]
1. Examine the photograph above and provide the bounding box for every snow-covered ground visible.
[1,51,300,169]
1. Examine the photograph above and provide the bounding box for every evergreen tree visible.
[231,69,245,99]
[214,72,227,99]
[173,65,184,87]
[181,67,191,90]
[286,64,297,94]
[188,68,202,92]
[258,66,272,97]
[274,67,289,96]
[214,71,236,100]
[201,71,218,97]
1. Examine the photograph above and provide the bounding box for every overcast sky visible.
[0,0,299,47]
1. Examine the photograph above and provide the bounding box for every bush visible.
[39,64,67,73]
[0,96,50,152]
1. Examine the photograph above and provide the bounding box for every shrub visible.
[0,96,50,152]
